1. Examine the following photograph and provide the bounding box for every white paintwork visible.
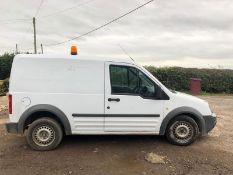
[104,62,164,133]
[9,54,213,135]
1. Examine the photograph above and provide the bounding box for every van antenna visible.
[118,44,135,62]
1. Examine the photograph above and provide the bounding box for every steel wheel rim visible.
[32,125,55,147]
[173,121,193,141]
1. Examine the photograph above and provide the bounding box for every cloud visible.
[0,0,233,69]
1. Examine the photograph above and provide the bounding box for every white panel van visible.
[6,54,216,150]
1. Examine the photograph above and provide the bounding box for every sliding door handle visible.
[108,98,120,102]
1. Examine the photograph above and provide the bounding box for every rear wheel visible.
[26,118,63,151]
[166,115,199,146]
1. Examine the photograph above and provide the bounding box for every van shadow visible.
[60,134,168,148]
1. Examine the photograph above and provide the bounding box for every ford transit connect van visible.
[6,54,216,150]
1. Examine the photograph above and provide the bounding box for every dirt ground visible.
[0,95,233,175]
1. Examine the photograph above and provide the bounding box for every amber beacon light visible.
[71,46,78,55]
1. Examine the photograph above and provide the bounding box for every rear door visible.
[104,62,164,133]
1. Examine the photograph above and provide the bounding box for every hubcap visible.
[32,125,55,147]
[173,121,193,140]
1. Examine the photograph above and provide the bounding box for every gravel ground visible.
[0,95,233,175]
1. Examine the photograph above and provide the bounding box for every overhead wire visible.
[13,0,45,53]
[17,25,33,47]
[0,0,95,53]
[39,0,96,19]
[0,0,154,53]
[44,0,154,47]
[0,0,95,24]
[0,18,31,24]
[0,0,44,25]
[35,0,45,17]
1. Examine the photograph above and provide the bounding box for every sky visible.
[0,0,233,69]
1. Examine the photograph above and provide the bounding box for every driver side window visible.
[110,65,138,95]
[110,65,158,98]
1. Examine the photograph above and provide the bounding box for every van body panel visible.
[9,55,105,133]
[7,54,216,137]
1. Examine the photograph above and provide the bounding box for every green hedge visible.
[0,53,14,80]
[145,66,233,93]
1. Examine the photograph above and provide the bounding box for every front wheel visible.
[166,115,199,146]
[26,118,63,151]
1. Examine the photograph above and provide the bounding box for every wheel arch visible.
[159,106,205,135]
[18,104,72,135]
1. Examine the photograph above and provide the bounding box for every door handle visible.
[108,98,120,102]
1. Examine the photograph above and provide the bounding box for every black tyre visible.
[166,115,199,146]
[26,118,63,151]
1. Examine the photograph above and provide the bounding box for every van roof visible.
[15,54,135,64]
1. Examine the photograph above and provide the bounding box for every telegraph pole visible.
[33,17,37,54]
[15,44,18,54]
[41,43,43,54]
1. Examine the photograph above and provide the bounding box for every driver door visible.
[104,62,164,133]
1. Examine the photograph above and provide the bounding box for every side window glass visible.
[110,66,128,92]
[110,65,138,94]
[128,67,138,92]
[110,65,160,98]
[138,71,157,98]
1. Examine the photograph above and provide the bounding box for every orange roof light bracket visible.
[71,46,78,55]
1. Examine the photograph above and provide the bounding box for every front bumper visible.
[5,122,19,134]
[203,113,217,133]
